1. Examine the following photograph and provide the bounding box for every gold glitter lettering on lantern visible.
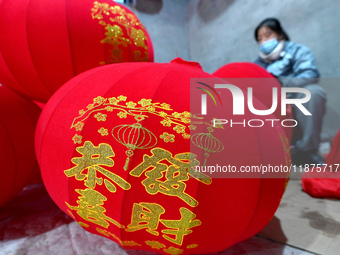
[160,207,201,246]
[101,24,132,63]
[129,148,211,207]
[64,141,131,193]
[96,227,142,246]
[130,27,147,49]
[187,244,198,249]
[164,246,184,255]
[133,50,149,62]
[78,222,89,228]
[91,1,149,64]
[126,202,165,235]
[96,227,122,243]
[145,240,166,250]
[101,24,131,47]
[122,241,141,247]
[67,210,76,219]
[66,189,124,229]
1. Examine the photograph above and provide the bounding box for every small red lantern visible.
[36,59,289,254]
[0,85,41,207]
[302,128,340,198]
[213,62,293,141]
[0,0,153,103]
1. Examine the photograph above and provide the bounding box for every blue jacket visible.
[254,41,320,87]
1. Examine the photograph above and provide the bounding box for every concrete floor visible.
[260,178,340,255]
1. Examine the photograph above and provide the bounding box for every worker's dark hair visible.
[254,18,290,42]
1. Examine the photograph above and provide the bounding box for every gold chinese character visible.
[161,207,201,246]
[133,50,149,62]
[126,202,165,235]
[101,24,131,47]
[130,27,147,49]
[64,141,131,193]
[130,148,211,207]
[66,189,124,229]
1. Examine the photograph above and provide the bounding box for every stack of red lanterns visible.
[0,0,152,205]
[0,1,290,254]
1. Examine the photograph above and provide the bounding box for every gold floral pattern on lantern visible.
[173,125,185,134]
[72,134,83,144]
[117,111,127,118]
[93,96,105,104]
[105,106,114,112]
[70,95,198,145]
[98,127,108,136]
[126,101,137,109]
[94,113,107,121]
[160,132,175,143]
[182,133,190,139]
[117,95,127,101]
[138,98,152,107]
[74,122,84,131]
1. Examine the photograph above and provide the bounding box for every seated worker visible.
[253,17,327,165]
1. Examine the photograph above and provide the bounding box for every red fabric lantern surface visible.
[0,85,41,207]
[0,0,153,103]
[213,62,294,142]
[302,128,340,198]
[36,58,289,254]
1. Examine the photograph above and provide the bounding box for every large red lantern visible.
[0,0,153,103]
[0,85,41,207]
[36,58,289,254]
[213,62,294,141]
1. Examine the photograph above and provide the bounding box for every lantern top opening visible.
[170,57,203,70]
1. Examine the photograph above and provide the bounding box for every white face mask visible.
[260,38,279,54]
[259,40,285,63]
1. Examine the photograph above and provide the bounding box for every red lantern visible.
[302,128,340,198]
[36,58,289,254]
[0,0,153,103]
[0,85,41,207]
[213,62,293,141]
